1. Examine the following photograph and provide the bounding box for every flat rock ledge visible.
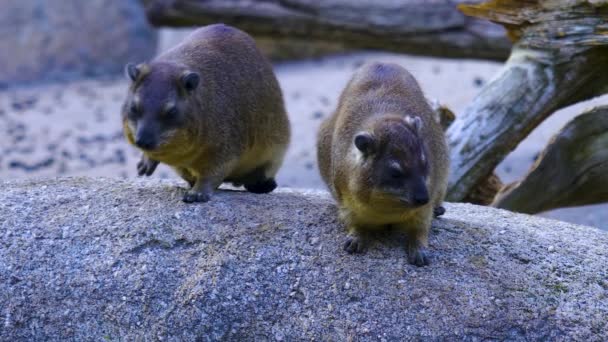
[1,177,607,341]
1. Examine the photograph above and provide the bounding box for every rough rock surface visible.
[1,178,607,340]
[0,0,157,85]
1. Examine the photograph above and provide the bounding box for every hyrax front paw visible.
[137,156,159,176]
[244,178,277,194]
[182,190,212,203]
[407,244,429,267]
[433,206,446,218]
[343,236,367,254]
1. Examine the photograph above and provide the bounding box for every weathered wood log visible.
[446,0,608,201]
[463,172,503,206]
[428,99,456,130]
[493,106,608,214]
[141,0,511,60]
[254,37,349,60]
[429,100,503,205]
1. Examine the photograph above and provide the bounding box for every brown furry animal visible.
[122,24,290,203]
[317,62,449,266]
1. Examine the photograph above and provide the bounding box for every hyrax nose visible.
[413,192,429,206]
[135,136,156,150]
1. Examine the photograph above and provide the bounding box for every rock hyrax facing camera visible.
[317,62,449,266]
[122,24,290,203]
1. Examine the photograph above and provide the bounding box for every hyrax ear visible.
[180,71,200,92]
[125,63,141,82]
[354,132,375,154]
[404,115,423,134]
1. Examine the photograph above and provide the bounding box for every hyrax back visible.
[317,62,449,266]
[122,24,290,203]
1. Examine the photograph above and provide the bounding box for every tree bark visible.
[141,0,511,60]
[446,0,608,201]
[428,99,456,131]
[492,107,608,214]
[463,173,502,206]
[429,100,503,205]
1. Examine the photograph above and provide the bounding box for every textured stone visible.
[0,0,157,85]
[1,177,607,340]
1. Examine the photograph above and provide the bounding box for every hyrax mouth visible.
[398,196,411,205]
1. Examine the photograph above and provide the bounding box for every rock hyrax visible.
[122,24,290,202]
[317,62,449,266]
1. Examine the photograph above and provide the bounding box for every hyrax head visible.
[122,62,200,151]
[353,115,430,208]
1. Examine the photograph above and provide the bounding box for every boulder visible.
[0,0,157,85]
[1,177,607,340]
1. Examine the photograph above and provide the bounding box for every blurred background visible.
[1,0,606,229]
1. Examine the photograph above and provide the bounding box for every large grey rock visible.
[1,177,607,340]
[0,0,157,85]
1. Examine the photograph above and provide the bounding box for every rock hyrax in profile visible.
[317,62,449,266]
[122,24,290,203]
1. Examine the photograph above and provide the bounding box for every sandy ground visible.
[1,41,606,229]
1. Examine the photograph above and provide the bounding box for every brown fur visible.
[316,62,449,266]
[122,24,290,202]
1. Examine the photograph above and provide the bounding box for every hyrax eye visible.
[128,104,139,118]
[389,166,405,179]
[166,107,178,117]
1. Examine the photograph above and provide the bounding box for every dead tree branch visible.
[446,0,608,201]
[493,106,608,214]
[141,0,511,60]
